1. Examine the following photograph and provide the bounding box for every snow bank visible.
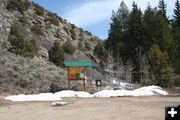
[76,91,93,98]
[133,86,168,96]
[5,93,62,102]
[118,82,135,89]
[5,91,93,101]
[54,90,77,97]
[5,86,168,101]
[54,90,93,98]
[93,85,168,97]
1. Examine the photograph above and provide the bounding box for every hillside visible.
[0,0,104,94]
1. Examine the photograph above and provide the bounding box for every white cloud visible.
[64,0,175,27]
[64,0,120,27]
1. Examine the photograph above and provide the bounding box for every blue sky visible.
[32,0,176,40]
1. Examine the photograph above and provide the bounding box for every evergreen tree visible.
[106,1,129,58]
[49,41,65,66]
[148,44,175,88]
[156,12,173,52]
[172,0,180,73]
[126,2,144,51]
[105,0,178,86]
[8,22,39,58]
[144,2,173,53]
[174,0,180,22]
[143,4,158,49]
[116,1,129,31]
[63,40,76,54]
[158,0,167,18]
[6,0,30,14]
[174,0,180,35]
[126,2,145,82]
[85,42,91,51]
[94,42,106,60]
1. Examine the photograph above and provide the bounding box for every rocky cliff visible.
[0,0,104,94]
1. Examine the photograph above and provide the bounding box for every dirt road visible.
[0,96,180,120]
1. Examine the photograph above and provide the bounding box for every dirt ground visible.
[0,96,180,120]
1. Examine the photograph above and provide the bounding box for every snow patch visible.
[54,90,77,97]
[5,91,93,101]
[5,86,168,101]
[76,91,93,98]
[5,93,62,102]
[93,85,168,97]
[51,101,69,106]
[54,90,93,98]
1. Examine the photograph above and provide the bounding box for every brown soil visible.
[0,96,180,120]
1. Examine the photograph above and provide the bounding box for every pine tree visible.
[8,22,39,58]
[172,0,180,73]
[148,44,175,88]
[127,2,144,49]
[94,42,105,60]
[155,2,174,55]
[143,4,158,49]
[126,2,145,83]
[49,41,65,66]
[105,0,178,85]
[116,1,129,31]
[158,0,167,18]
[173,0,180,41]
[106,1,129,58]
[6,0,30,14]
[144,2,173,53]
[63,41,76,54]
[174,0,180,23]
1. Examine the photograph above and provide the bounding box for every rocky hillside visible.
[0,0,104,94]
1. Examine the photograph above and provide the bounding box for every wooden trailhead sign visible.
[64,61,93,91]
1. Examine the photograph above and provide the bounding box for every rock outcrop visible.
[0,0,103,94]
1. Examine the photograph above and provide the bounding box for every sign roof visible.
[64,61,93,67]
